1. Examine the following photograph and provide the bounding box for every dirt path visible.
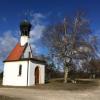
[0,87,100,100]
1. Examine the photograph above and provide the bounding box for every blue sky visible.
[0,0,100,31]
[0,0,100,71]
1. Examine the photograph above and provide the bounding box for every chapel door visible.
[35,67,39,84]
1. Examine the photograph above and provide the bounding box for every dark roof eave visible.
[3,58,46,64]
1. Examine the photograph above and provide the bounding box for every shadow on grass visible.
[31,78,100,91]
[0,95,21,100]
[55,78,97,84]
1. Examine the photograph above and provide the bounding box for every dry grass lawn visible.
[0,78,100,100]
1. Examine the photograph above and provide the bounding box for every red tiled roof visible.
[5,43,27,61]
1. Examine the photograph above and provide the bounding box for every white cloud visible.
[31,13,46,26]
[32,13,45,19]
[30,24,45,42]
[29,13,46,53]
[0,31,18,60]
[2,17,7,22]
[0,13,47,60]
[30,24,45,54]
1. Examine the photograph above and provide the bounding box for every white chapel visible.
[3,20,46,86]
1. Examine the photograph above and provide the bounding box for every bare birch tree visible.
[42,12,94,83]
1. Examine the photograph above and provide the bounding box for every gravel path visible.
[0,87,100,100]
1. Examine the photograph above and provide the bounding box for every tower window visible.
[18,65,22,76]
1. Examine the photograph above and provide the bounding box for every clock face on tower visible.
[20,20,32,36]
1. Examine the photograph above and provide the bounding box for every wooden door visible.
[35,67,39,84]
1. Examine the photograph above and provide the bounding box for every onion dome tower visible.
[20,20,32,46]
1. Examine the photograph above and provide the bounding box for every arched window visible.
[18,65,22,76]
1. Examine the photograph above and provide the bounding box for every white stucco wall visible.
[28,61,35,86]
[3,61,28,86]
[28,61,45,86]
[20,36,29,46]
[3,60,45,86]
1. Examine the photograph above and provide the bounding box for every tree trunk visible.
[64,66,69,83]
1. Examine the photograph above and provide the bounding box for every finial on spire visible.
[20,20,32,37]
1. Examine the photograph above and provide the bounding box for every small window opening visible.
[18,65,22,76]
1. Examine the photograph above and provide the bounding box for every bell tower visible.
[20,20,32,46]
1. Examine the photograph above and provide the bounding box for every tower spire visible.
[20,20,32,46]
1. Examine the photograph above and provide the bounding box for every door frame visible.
[35,66,39,84]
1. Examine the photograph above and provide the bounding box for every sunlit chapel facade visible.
[3,20,46,86]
